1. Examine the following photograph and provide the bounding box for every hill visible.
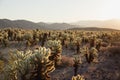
[37,22,78,30]
[0,19,119,30]
[0,19,45,29]
[68,27,119,31]
[72,19,120,30]
[0,19,79,30]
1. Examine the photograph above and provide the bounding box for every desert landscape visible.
[0,27,120,80]
[0,0,120,80]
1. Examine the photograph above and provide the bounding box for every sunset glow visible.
[0,0,120,22]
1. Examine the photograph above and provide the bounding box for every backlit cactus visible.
[0,60,4,73]
[0,32,9,47]
[89,47,98,63]
[45,40,62,67]
[3,46,55,80]
[73,55,82,76]
[89,35,97,47]
[72,74,85,80]
[80,46,98,63]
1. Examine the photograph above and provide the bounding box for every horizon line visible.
[1,18,120,23]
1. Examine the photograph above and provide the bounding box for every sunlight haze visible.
[0,0,120,24]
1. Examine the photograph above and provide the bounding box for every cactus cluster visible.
[80,46,98,64]
[0,31,9,47]
[3,46,55,80]
[45,40,62,53]
[0,28,120,80]
[45,40,62,67]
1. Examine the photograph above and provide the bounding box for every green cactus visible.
[89,35,97,47]
[72,74,85,80]
[45,40,62,67]
[3,47,55,80]
[96,39,102,51]
[0,32,9,47]
[0,60,4,73]
[73,55,82,76]
[89,47,98,63]
[75,37,82,54]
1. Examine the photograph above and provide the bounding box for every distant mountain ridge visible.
[72,19,120,30]
[37,22,79,30]
[0,19,79,30]
[0,19,45,29]
[0,19,119,30]
[68,27,118,31]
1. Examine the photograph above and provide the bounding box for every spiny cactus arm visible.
[90,47,98,56]
[0,60,4,73]
[9,50,32,62]
[72,74,85,80]
[73,55,82,64]
[14,59,31,76]
[80,46,89,55]
[44,61,55,73]
[3,61,18,80]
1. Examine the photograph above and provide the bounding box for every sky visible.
[0,0,120,22]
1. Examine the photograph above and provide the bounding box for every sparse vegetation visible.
[0,28,120,80]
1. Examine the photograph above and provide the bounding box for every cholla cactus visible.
[82,36,89,45]
[72,74,85,80]
[24,32,33,40]
[89,35,97,47]
[0,60,4,73]
[3,49,33,80]
[73,55,82,64]
[89,47,98,63]
[3,32,8,39]
[33,30,40,45]
[0,32,9,47]
[0,36,3,44]
[96,39,102,51]
[24,32,34,47]
[3,46,55,80]
[75,37,82,54]
[80,46,89,56]
[61,33,69,46]
[80,46,89,63]
[73,55,82,76]
[16,31,24,43]
[41,33,48,46]
[69,40,76,50]
[30,47,55,80]
[45,40,62,53]
[45,40,62,67]
[80,46,98,64]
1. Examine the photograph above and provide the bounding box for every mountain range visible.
[72,19,120,30]
[0,19,78,30]
[0,19,119,30]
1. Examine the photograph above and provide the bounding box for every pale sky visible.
[0,0,120,22]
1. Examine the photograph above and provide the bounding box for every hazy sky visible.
[0,0,120,22]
